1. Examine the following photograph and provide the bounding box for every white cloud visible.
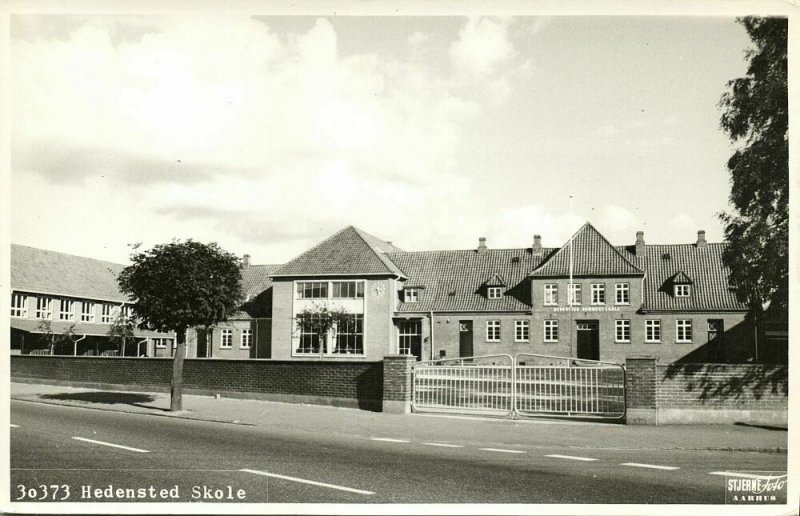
[599,205,639,233]
[449,17,515,76]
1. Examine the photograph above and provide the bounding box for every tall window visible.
[676,320,692,342]
[486,320,501,342]
[220,328,233,348]
[120,305,132,321]
[333,314,364,354]
[404,288,419,303]
[59,299,75,321]
[487,287,502,299]
[674,284,691,297]
[591,284,605,305]
[615,283,630,304]
[543,284,558,306]
[36,297,52,319]
[615,320,631,343]
[398,320,421,355]
[80,301,95,322]
[543,320,559,342]
[332,281,364,299]
[568,283,582,306]
[296,314,324,354]
[101,304,113,323]
[645,320,661,343]
[10,294,27,318]
[241,329,253,349]
[296,282,328,299]
[514,320,529,342]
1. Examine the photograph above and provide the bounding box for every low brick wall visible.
[11,356,383,411]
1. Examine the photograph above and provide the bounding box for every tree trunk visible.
[170,328,187,412]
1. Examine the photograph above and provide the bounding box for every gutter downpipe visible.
[73,335,86,356]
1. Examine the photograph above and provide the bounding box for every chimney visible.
[696,230,707,249]
[635,231,645,256]
[477,237,487,254]
[532,235,543,257]
[243,254,251,267]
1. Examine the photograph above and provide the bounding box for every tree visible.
[118,240,243,411]
[107,312,135,356]
[295,304,353,355]
[718,17,788,318]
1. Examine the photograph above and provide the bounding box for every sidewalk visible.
[11,381,788,453]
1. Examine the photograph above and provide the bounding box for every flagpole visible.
[569,195,574,358]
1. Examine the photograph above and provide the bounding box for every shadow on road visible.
[39,391,169,411]
[734,422,787,432]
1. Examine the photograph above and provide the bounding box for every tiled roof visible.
[530,222,643,277]
[230,264,279,319]
[271,226,406,278]
[387,248,550,312]
[11,244,128,303]
[10,318,172,338]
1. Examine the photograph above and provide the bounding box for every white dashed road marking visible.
[709,471,786,479]
[240,469,375,495]
[621,463,680,471]
[10,424,20,428]
[371,437,410,443]
[545,454,598,462]
[480,448,526,454]
[72,437,149,453]
[422,442,463,448]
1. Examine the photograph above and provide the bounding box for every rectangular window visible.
[296,282,328,299]
[645,320,661,343]
[101,304,113,323]
[675,284,690,297]
[568,283,582,306]
[615,283,630,305]
[155,338,167,349]
[333,314,364,355]
[488,287,502,299]
[58,299,75,321]
[543,320,559,342]
[332,281,364,299]
[11,294,27,318]
[295,314,323,354]
[591,284,605,305]
[514,320,529,342]
[404,288,419,303]
[80,301,95,322]
[241,329,253,349]
[544,284,558,306]
[615,320,631,343]
[676,320,693,343]
[120,305,132,320]
[486,320,501,342]
[220,329,233,348]
[36,297,52,319]
[398,320,421,355]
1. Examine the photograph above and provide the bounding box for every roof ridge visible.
[387,247,557,255]
[582,222,643,272]
[351,226,407,277]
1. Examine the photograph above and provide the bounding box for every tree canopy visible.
[718,16,788,317]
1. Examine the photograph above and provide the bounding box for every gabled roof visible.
[484,273,507,286]
[530,222,643,277]
[241,264,280,299]
[271,226,407,278]
[671,271,693,284]
[11,244,128,303]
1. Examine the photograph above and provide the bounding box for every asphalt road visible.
[10,400,787,505]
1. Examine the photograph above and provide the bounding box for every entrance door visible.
[459,321,474,358]
[398,320,422,361]
[708,319,724,361]
[576,321,599,360]
[196,329,209,358]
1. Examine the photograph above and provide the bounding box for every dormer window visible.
[675,284,691,297]
[404,288,419,303]
[488,287,503,299]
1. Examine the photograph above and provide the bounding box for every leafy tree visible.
[118,240,243,411]
[107,312,135,356]
[718,17,788,318]
[35,319,55,354]
[295,304,353,354]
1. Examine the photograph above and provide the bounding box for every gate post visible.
[383,354,416,414]
[625,357,657,425]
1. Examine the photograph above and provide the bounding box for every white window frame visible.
[645,319,661,343]
[674,284,691,297]
[543,284,558,306]
[240,329,253,349]
[404,288,419,303]
[331,281,365,299]
[486,320,501,342]
[591,284,605,305]
[332,314,364,355]
[615,283,630,305]
[568,283,582,306]
[120,305,132,321]
[296,281,329,299]
[11,294,27,318]
[487,287,502,299]
[676,319,693,343]
[36,297,52,319]
[58,299,75,321]
[514,320,530,342]
[80,301,95,322]
[101,304,114,324]
[154,338,169,349]
[615,319,631,343]
[398,320,421,355]
[220,328,233,348]
[543,320,559,342]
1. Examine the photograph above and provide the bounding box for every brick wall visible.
[11,356,383,411]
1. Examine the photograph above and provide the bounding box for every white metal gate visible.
[412,353,625,419]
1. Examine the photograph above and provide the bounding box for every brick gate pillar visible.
[625,357,658,425]
[382,354,416,414]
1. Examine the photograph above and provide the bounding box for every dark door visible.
[708,319,724,361]
[459,321,474,358]
[196,329,208,358]
[576,321,599,360]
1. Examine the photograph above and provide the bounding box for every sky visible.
[10,13,755,265]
